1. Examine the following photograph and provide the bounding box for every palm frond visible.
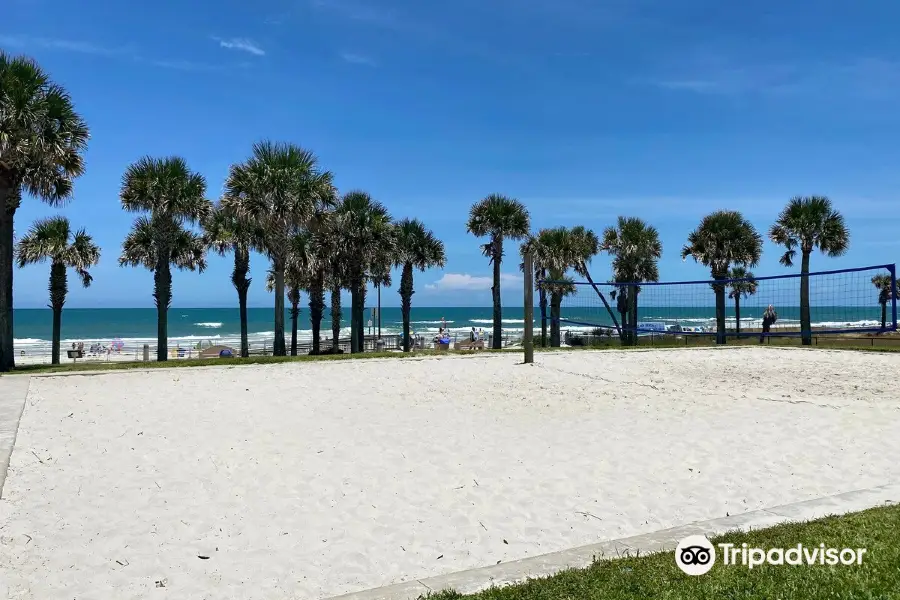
[682,210,762,276]
[119,216,157,269]
[395,218,446,272]
[1,53,89,205]
[223,141,332,261]
[120,156,210,224]
[466,194,530,240]
[769,196,849,259]
[15,217,99,288]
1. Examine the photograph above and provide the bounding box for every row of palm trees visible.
[518,196,892,348]
[14,187,895,368]
[115,147,449,363]
[9,148,450,366]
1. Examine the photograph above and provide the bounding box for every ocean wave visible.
[470,319,526,324]
[404,320,455,325]
[194,322,223,328]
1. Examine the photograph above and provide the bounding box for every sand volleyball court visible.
[0,347,898,599]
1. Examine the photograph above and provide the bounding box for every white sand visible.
[1,347,898,599]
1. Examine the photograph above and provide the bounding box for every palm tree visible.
[15,217,99,364]
[223,141,333,356]
[203,202,258,357]
[682,211,763,345]
[119,157,211,361]
[395,219,446,352]
[466,194,530,349]
[334,191,395,353]
[872,274,898,330]
[602,217,662,346]
[727,266,757,337]
[0,52,90,372]
[526,228,580,347]
[769,196,850,345]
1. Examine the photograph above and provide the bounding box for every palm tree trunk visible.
[289,290,300,357]
[349,280,361,354]
[400,263,413,352]
[539,287,548,348]
[616,289,628,345]
[153,257,172,361]
[629,285,639,346]
[232,247,251,358]
[800,251,811,346]
[331,283,341,352]
[538,269,547,348]
[491,237,503,349]
[238,289,249,358]
[550,293,561,347]
[713,274,726,345]
[309,271,325,355]
[49,262,68,365]
[0,182,15,372]
[735,296,741,337]
[582,268,622,338]
[881,301,887,330]
[357,285,367,352]
[273,257,286,356]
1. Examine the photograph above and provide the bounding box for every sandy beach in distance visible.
[1,347,898,599]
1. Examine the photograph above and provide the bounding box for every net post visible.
[890,264,898,331]
[524,251,534,363]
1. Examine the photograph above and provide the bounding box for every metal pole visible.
[524,251,534,364]
[890,264,898,331]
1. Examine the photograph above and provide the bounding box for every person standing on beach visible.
[760,305,777,343]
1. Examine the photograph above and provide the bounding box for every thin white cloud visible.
[143,59,229,72]
[1,33,241,72]
[645,58,900,99]
[0,34,129,56]
[215,37,265,56]
[425,273,523,292]
[340,52,376,66]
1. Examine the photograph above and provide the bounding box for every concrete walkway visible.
[329,482,900,600]
[0,376,30,499]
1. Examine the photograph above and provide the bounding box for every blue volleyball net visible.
[540,264,898,340]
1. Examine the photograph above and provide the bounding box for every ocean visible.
[12,304,886,354]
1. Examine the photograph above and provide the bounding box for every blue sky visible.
[4,0,900,308]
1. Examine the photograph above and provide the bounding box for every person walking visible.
[760,305,777,343]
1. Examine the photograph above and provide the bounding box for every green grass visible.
[425,504,900,600]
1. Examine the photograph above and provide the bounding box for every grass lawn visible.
[426,504,900,600]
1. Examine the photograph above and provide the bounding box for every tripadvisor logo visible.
[675,536,867,575]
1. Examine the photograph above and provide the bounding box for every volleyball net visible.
[540,264,898,340]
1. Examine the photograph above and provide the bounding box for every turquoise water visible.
[12,304,888,350]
